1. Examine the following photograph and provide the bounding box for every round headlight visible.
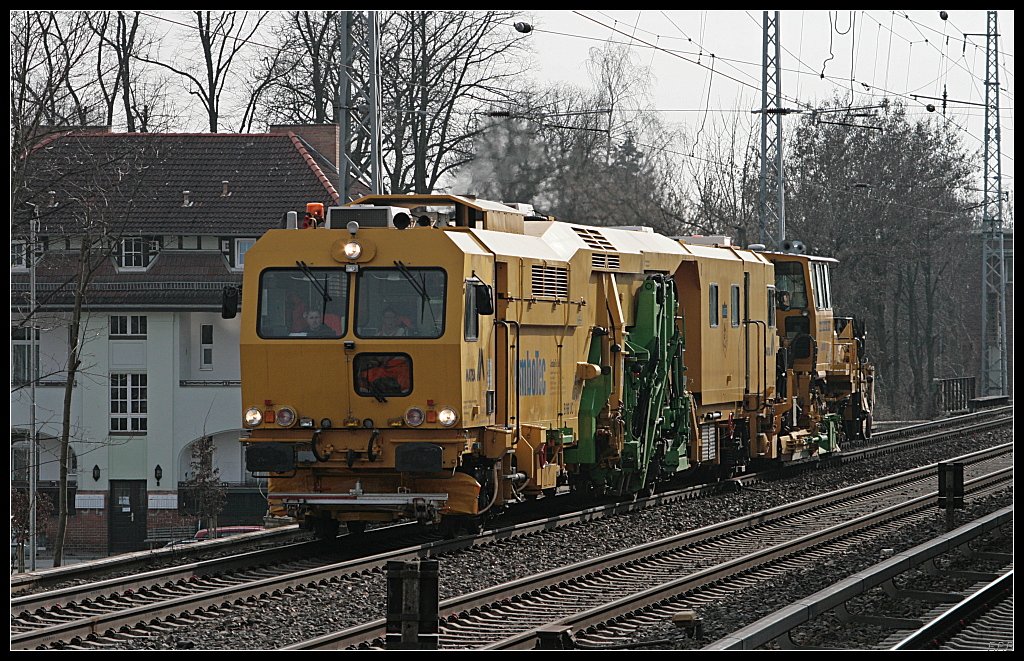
[243,407,263,427]
[343,241,362,260]
[437,407,458,427]
[276,406,297,427]
[405,407,425,427]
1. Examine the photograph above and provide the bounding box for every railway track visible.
[287,444,1009,650]
[11,413,1011,650]
[698,510,1012,651]
[14,405,1009,599]
[889,569,1013,651]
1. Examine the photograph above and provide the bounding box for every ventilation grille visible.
[573,226,615,250]
[700,424,718,462]
[531,265,569,298]
[592,253,620,270]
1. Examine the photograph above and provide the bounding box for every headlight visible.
[276,406,297,427]
[343,241,362,259]
[437,407,458,427]
[243,407,263,427]
[405,407,425,427]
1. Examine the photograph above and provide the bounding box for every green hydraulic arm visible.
[620,274,692,493]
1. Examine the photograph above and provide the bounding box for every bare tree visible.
[179,436,227,534]
[785,98,977,417]
[13,135,169,565]
[380,10,529,194]
[685,107,762,244]
[139,11,268,132]
[250,11,340,128]
[10,488,54,573]
[86,11,170,132]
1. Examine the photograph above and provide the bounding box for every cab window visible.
[257,268,347,338]
[355,267,446,338]
[774,261,808,309]
[354,353,412,397]
[464,280,479,341]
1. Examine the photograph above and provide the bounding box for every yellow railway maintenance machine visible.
[228,195,871,537]
[766,244,876,457]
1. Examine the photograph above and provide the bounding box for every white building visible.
[11,126,341,553]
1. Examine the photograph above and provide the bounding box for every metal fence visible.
[932,376,976,415]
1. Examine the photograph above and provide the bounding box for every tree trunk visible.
[52,248,88,567]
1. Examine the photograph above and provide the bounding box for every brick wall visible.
[51,508,108,555]
[269,124,339,166]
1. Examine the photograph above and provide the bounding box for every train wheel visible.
[346,520,367,535]
[438,515,482,539]
[312,517,339,541]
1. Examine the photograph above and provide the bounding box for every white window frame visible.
[110,315,147,338]
[110,372,148,433]
[12,327,40,385]
[200,323,214,370]
[120,237,146,269]
[12,240,28,270]
[234,238,256,269]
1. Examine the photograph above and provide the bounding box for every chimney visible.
[182,190,192,207]
[269,124,340,168]
[222,180,231,197]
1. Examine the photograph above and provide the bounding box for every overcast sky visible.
[523,10,1014,203]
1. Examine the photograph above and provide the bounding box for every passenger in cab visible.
[379,307,409,336]
[301,309,338,337]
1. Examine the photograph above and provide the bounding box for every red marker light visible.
[266,410,276,423]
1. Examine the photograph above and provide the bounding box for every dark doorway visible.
[109,480,148,552]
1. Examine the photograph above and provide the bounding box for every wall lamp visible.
[93,465,101,481]
[154,464,163,486]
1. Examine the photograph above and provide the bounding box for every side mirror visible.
[222,285,239,319]
[474,282,494,316]
[775,289,791,311]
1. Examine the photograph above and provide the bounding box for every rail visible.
[702,506,1013,650]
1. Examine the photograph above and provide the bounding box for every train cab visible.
[766,248,874,446]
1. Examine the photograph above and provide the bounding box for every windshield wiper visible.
[368,379,388,403]
[393,260,437,329]
[296,260,332,315]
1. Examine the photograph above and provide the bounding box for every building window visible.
[118,236,160,269]
[12,241,28,269]
[200,324,214,370]
[110,373,147,433]
[731,285,741,328]
[12,327,40,385]
[110,315,147,338]
[235,238,256,269]
[709,284,719,328]
[1005,253,1013,285]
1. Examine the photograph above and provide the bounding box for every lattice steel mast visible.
[338,11,382,200]
[758,10,785,249]
[978,10,1007,396]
